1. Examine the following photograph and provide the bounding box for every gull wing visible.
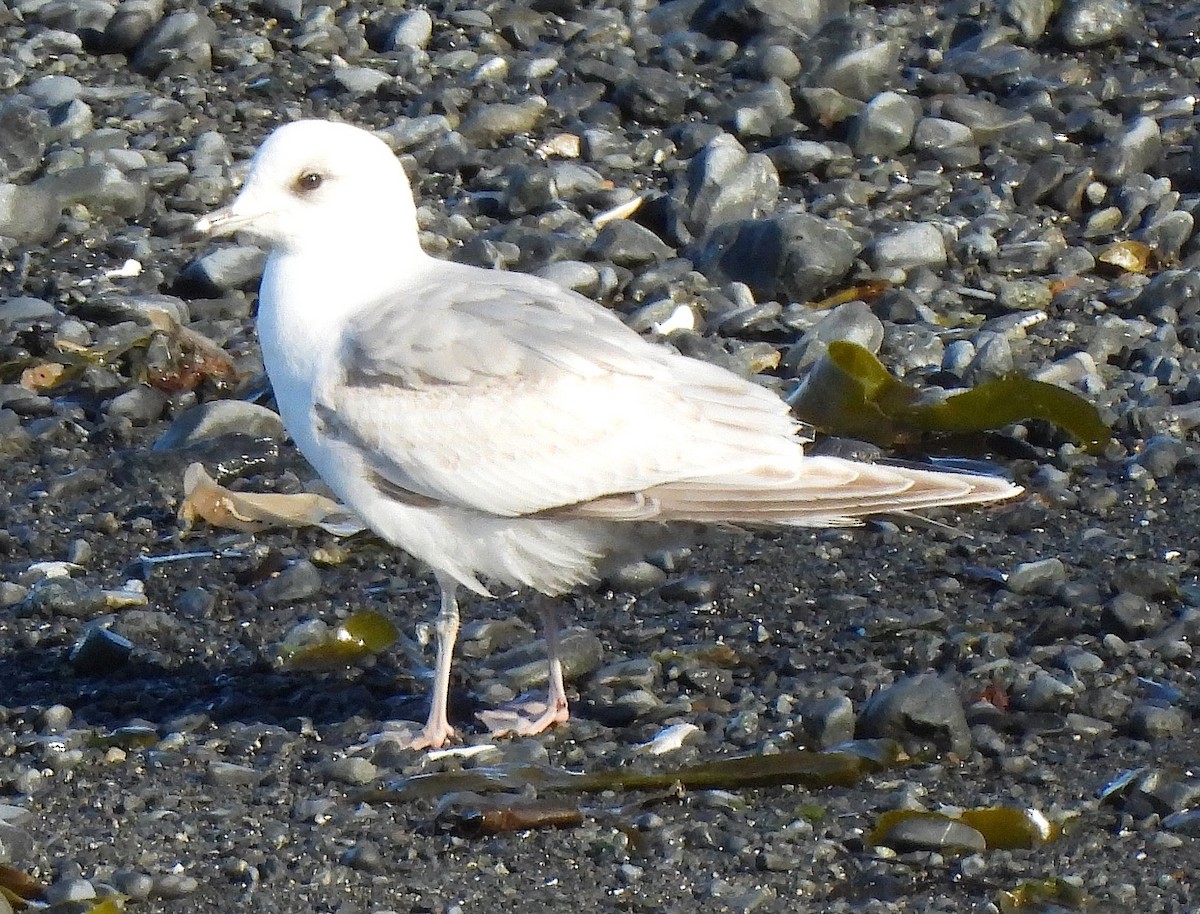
[313,261,808,518]
[314,261,1020,523]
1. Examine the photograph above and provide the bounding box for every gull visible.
[193,119,1021,750]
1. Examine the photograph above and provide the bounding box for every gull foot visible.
[358,719,458,752]
[476,696,570,738]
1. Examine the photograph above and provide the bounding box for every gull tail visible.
[560,456,1022,527]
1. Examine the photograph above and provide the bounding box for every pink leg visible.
[478,598,571,737]
[405,578,459,750]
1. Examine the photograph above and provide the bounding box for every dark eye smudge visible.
[294,172,324,193]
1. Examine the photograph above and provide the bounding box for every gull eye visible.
[294,171,324,193]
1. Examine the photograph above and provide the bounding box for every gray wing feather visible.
[314,262,805,517]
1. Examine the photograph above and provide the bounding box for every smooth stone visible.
[682,133,780,240]
[153,401,285,450]
[179,245,266,295]
[132,9,217,75]
[868,223,947,272]
[850,91,918,157]
[256,560,323,604]
[1058,0,1141,47]
[857,674,971,755]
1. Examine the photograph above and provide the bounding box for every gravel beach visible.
[1,0,1199,911]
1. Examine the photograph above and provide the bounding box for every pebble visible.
[1128,703,1187,741]
[1005,558,1067,595]
[256,559,323,604]
[868,223,947,272]
[69,626,134,673]
[681,133,779,240]
[1057,0,1142,47]
[799,695,855,748]
[153,400,286,450]
[850,91,918,157]
[179,244,266,295]
[876,816,987,855]
[857,674,971,755]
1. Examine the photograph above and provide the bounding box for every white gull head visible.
[192,119,422,259]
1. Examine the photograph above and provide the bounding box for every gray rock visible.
[963,333,1014,383]
[1163,810,1200,836]
[850,91,918,157]
[1102,592,1165,638]
[940,96,1033,144]
[257,560,323,604]
[23,577,108,619]
[102,0,165,53]
[799,695,855,748]
[106,386,168,425]
[818,41,896,102]
[693,0,827,38]
[857,674,971,755]
[694,213,859,303]
[535,260,601,296]
[322,757,378,786]
[868,223,947,272]
[1005,557,1067,594]
[912,117,976,153]
[613,67,692,124]
[1018,670,1076,713]
[46,165,147,217]
[1096,117,1162,183]
[44,878,97,906]
[876,816,987,855]
[70,626,135,674]
[682,133,780,240]
[132,9,217,75]
[797,87,863,126]
[0,180,62,244]
[25,74,83,108]
[1003,0,1055,40]
[154,401,285,450]
[588,220,674,268]
[385,9,433,50]
[151,874,199,899]
[757,45,801,81]
[331,65,390,97]
[1140,211,1193,263]
[0,98,50,182]
[766,139,836,179]
[1058,0,1141,47]
[1129,703,1187,741]
[0,296,58,327]
[206,761,263,787]
[459,99,547,148]
[112,870,155,901]
[179,245,266,295]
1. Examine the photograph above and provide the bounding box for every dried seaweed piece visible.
[808,279,892,311]
[433,792,585,837]
[371,739,905,802]
[0,863,43,902]
[179,463,365,536]
[88,725,159,750]
[278,610,398,671]
[143,309,240,392]
[789,340,1110,453]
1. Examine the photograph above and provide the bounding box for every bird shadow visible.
[0,645,436,732]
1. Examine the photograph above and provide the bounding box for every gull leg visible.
[538,599,570,730]
[478,597,571,738]
[408,576,460,750]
